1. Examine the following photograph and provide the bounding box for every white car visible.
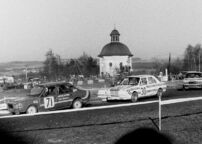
[178,71,202,90]
[98,75,167,102]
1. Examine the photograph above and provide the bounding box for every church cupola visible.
[110,29,120,42]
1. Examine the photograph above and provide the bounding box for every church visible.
[98,29,133,77]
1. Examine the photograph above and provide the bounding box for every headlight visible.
[183,80,188,83]
[127,90,132,95]
[0,103,8,110]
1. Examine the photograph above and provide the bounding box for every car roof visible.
[127,75,154,78]
[39,81,71,87]
[186,71,202,74]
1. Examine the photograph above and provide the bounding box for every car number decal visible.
[44,96,55,109]
[141,87,147,95]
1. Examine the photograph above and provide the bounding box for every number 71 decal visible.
[44,96,55,109]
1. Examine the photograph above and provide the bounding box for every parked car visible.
[98,75,167,102]
[178,71,202,90]
[0,82,90,114]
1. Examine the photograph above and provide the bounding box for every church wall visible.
[100,56,132,76]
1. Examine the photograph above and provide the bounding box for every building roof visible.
[98,42,133,57]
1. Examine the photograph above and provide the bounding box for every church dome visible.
[98,29,133,57]
[98,42,133,57]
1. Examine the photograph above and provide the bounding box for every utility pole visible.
[199,50,201,72]
[168,53,171,80]
[188,54,189,71]
[25,66,28,82]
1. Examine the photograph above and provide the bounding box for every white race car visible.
[98,75,167,102]
[179,71,202,90]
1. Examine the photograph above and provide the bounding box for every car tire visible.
[131,92,138,102]
[106,97,110,102]
[157,88,163,98]
[72,98,82,109]
[183,85,188,91]
[26,105,37,114]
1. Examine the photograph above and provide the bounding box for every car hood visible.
[183,78,202,82]
[0,95,34,104]
[109,85,136,91]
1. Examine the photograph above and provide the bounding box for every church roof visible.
[98,42,133,57]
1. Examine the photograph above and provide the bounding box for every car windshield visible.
[30,86,44,96]
[185,73,202,78]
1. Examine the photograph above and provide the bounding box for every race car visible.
[178,71,202,90]
[98,75,167,102]
[0,82,90,114]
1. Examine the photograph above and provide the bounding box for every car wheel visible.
[72,98,82,109]
[26,105,37,114]
[157,88,163,98]
[183,85,188,91]
[131,92,138,102]
[106,97,110,102]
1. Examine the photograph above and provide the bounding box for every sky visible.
[0,0,202,62]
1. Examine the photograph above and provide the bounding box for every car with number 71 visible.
[0,82,90,114]
[98,75,167,102]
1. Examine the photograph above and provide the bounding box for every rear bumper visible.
[82,91,91,104]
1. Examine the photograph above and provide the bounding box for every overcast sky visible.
[0,0,202,62]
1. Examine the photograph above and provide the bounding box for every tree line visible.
[19,44,202,82]
[152,44,202,75]
[41,50,99,81]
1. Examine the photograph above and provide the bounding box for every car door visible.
[56,84,73,109]
[147,76,158,96]
[139,77,148,97]
[39,86,59,111]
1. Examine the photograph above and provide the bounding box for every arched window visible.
[109,62,112,67]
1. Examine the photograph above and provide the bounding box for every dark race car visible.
[0,82,90,114]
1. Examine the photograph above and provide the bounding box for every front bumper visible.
[0,103,19,114]
[82,90,91,104]
[184,84,202,89]
[0,110,12,115]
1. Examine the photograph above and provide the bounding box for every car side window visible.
[59,84,73,94]
[129,77,140,85]
[140,78,147,85]
[46,86,59,96]
[148,77,157,84]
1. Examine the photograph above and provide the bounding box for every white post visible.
[159,94,162,131]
